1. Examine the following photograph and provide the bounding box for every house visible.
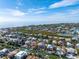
[66,47,77,59]
[65,38,71,42]
[15,51,27,59]
[0,48,9,57]
[1,48,9,55]
[7,49,19,59]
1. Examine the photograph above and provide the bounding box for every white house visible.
[15,51,27,59]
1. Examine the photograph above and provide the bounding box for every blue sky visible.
[0,0,79,28]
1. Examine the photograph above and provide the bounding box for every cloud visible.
[28,7,45,12]
[7,9,27,17]
[0,9,28,23]
[70,9,79,15]
[34,10,46,14]
[47,8,79,23]
[11,10,26,17]
[0,8,46,23]
[0,7,79,28]
[49,0,79,8]
[0,16,5,22]
[0,16,16,22]
[27,7,46,14]
[16,0,23,6]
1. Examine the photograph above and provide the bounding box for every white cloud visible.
[34,10,46,14]
[11,10,26,17]
[0,16,4,22]
[0,8,79,28]
[0,8,46,23]
[0,9,28,23]
[0,16,14,23]
[28,7,45,12]
[47,8,79,23]
[70,9,79,15]
[6,9,27,17]
[16,0,23,6]
[27,7,46,14]
[49,0,79,8]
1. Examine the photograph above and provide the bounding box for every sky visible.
[0,0,79,28]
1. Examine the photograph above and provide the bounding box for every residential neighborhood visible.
[0,23,79,59]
